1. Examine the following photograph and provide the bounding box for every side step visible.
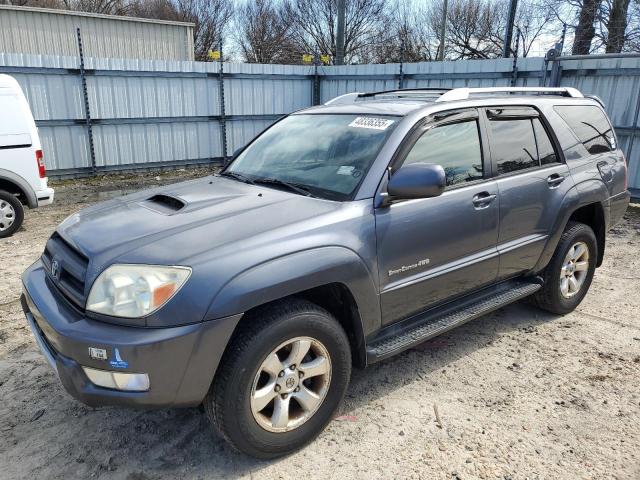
[366,279,541,363]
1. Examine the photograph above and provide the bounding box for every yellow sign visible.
[302,54,314,63]
[320,54,330,65]
[208,50,221,61]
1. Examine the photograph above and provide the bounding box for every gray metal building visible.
[0,5,194,61]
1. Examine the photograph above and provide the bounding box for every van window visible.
[0,94,31,136]
[554,105,615,154]
[403,120,483,187]
[489,118,538,174]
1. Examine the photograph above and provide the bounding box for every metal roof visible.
[0,5,194,27]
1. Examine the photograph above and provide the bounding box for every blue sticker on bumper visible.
[109,348,129,369]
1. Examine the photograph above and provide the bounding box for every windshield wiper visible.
[219,171,255,185]
[253,178,316,197]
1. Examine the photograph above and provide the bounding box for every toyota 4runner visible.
[21,87,630,458]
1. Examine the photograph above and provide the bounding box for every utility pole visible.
[502,0,518,57]
[438,0,448,61]
[336,0,346,65]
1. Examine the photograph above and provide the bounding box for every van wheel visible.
[0,190,24,238]
[204,298,351,459]
[532,221,597,315]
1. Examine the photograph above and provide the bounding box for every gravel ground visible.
[0,169,639,480]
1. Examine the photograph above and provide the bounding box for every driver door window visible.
[402,120,484,187]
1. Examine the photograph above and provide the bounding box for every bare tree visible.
[236,0,299,63]
[571,0,603,53]
[603,0,632,51]
[515,0,557,56]
[286,0,390,64]
[170,0,233,61]
[432,0,505,59]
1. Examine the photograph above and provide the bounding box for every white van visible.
[0,74,54,238]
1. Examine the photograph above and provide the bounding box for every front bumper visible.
[22,260,241,408]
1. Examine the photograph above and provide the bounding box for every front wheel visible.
[0,190,24,238]
[532,221,597,315]
[204,299,351,459]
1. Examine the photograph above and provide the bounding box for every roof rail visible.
[324,88,452,106]
[436,87,583,102]
[324,92,363,106]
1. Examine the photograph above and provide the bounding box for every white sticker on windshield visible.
[348,117,395,130]
[337,166,355,175]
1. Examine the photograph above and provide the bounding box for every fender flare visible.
[0,169,37,208]
[205,246,381,337]
[533,179,609,272]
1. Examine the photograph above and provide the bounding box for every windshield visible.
[224,114,398,200]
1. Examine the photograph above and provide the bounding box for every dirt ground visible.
[1,169,639,480]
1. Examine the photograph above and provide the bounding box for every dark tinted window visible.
[533,118,558,165]
[403,120,483,186]
[489,118,538,174]
[554,105,615,154]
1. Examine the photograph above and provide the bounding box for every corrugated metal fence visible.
[0,52,639,195]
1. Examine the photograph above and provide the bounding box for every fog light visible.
[82,367,149,392]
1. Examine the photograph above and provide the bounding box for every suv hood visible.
[57,176,343,266]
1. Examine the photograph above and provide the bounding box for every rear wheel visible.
[0,190,24,238]
[204,298,351,459]
[532,221,597,314]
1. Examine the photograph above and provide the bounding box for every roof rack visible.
[323,86,584,107]
[324,88,451,106]
[436,87,583,102]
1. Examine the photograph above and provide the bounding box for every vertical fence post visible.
[510,27,520,86]
[76,28,97,175]
[218,37,228,164]
[313,52,320,105]
[626,89,640,167]
[549,59,562,87]
[398,37,405,90]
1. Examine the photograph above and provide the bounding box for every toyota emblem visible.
[51,259,60,278]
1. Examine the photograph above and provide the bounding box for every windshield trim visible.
[221,112,402,202]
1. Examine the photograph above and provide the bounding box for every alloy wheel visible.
[250,336,332,433]
[559,241,590,298]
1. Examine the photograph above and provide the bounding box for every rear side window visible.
[403,120,483,187]
[554,105,615,154]
[532,118,558,165]
[488,118,538,174]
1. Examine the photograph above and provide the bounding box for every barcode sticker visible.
[348,117,395,130]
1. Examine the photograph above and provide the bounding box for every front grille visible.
[42,233,89,309]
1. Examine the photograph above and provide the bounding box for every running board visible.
[366,279,542,363]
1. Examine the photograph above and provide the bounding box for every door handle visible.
[547,174,565,188]
[472,192,497,209]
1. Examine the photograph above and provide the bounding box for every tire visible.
[532,221,597,315]
[0,190,24,238]
[204,298,352,459]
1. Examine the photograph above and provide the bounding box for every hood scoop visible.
[140,194,186,215]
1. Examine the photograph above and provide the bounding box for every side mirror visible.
[386,163,446,201]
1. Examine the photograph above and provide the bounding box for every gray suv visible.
[21,87,629,458]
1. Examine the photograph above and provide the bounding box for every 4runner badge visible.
[389,258,430,277]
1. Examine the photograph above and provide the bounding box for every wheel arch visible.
[205,247,380,368]
[0,170,37,208]
[534,181,609,272]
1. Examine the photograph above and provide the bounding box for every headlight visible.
[86,264,191,318]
